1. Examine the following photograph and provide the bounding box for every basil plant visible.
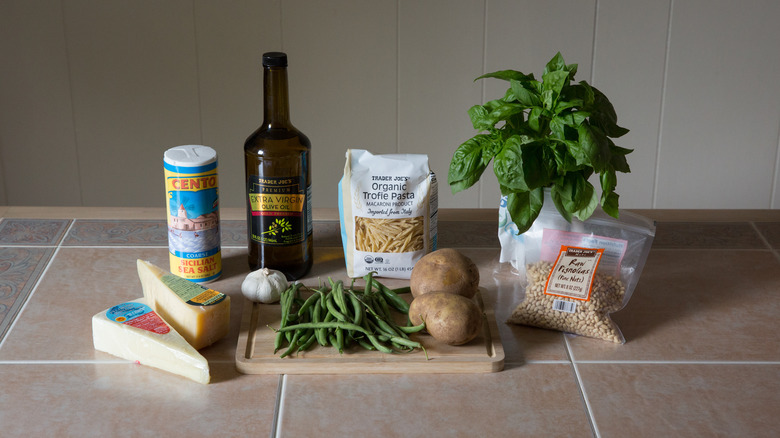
[448,52,632,234]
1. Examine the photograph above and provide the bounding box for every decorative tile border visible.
[754,222,780,249]
[0,219,70,246]
[220,220,247,246]
[0,247,54,342]
[652,222,766,249]
[221,220,345,248]
[63,220,168,246]
[438,220,500,248]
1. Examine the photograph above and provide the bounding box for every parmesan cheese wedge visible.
[92,299,210,384]
[137,259,230,350]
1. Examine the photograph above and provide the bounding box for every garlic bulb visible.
[241,268,289,303]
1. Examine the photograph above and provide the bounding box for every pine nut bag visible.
[339,149,438,279]
[501,190,655,343]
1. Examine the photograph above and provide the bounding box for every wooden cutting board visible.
[235,288,505,374]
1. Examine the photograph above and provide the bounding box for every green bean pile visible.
[273,273,426,358]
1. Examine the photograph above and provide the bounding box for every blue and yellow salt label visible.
[164,152,222,283]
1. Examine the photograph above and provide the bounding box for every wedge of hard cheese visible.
[137,259,230,350]
[92,299,210,384]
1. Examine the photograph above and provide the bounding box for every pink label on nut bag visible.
[540,229,627,276]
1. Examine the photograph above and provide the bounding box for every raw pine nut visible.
[507,261,626,343]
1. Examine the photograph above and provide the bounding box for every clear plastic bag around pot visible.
[498,189,656,343]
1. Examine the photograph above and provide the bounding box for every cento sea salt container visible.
[163,145,222,283]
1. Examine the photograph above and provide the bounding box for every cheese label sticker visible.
[106,302,170,335]
[160,273,227,306]
[544,246,605,301]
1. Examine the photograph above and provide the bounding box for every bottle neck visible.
[262,66,291,130]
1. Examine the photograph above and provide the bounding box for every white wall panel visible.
[1,1,779,211]
[63,0,202,206]
[282,0,398,209]
[593,0,671,209]
[656,0,780,208]
[775,131,780,209]
[194,0,282,210]
[480,0,597,208]
[398,0,485,209]
[0,0,81,205]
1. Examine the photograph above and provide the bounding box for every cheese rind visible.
[92,298,210,384]
[137,259,230,350]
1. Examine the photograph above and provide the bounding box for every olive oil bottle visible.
[244,52,312,279]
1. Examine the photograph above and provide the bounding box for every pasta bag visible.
[338,149,438,279]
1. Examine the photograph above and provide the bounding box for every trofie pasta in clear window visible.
[339,149,438,279]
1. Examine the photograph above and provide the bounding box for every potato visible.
[410,248,479,299]
[409,292,483,345]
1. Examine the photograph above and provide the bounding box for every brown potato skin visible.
[408,292,483,345]
[410,248,479,299]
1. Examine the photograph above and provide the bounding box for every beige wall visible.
[1,0,779,210]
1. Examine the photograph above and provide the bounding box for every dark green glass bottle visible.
[244,52,312,280]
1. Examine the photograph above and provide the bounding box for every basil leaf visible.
[493,136,552,191]
[553,111,590,129]
[572,184,599,221]
[566,81,595,107]
[488,101,526,124]
[554,99,584,114]
[528,107,544,132]
[542,70,570,97]
[555,173,585,213]
[510,79,542,107]
[601,191,620,218]
[467,105,492,131]
[555,173,598,222]
[564,62,578,78]
[541,89,555,110]
[588,86,630,138]
[448,134,497,193]
[544,52,566,75]
[609,143,632,173]
[600,167,617,193]
[551,141,582,174]
[476,70,535,82]
[576,123,610,172]
[483,99,505,112]
[550,185,573,223]
[505,188,544,235]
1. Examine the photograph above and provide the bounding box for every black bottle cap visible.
[263,52,288,67]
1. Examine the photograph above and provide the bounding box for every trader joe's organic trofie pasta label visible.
[164,145,222,283]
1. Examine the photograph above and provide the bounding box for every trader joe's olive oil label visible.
[247,175,311,246]
[164,145,222,283]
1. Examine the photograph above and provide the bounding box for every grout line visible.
[396,0,401,154]
[278,0,285,51]
[749,221,774,250]
[0,245,64,351]
[771,116,780,208]
[56,245,170,249]
[271,374,286,438]
[0,360,131,365]
[59,0,84,206]
[590,0,599,83]
[191,0,205,144]
[574,360,780,365]
[478,0,489,208]
[564,336,601,438]
[0,220,74,348]
[652,0,675,208]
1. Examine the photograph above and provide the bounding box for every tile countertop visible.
[1,207,779,437]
